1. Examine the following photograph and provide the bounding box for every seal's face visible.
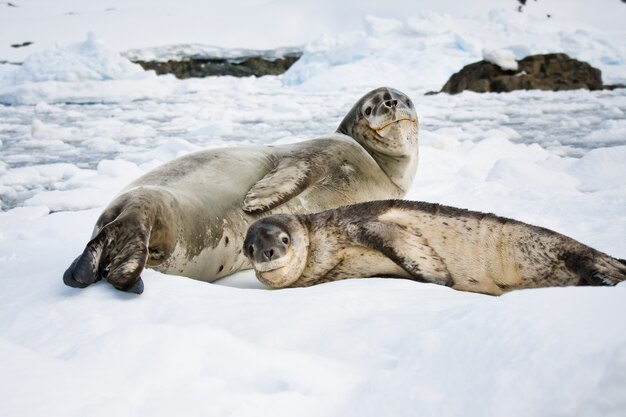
[243,215,309,288]
[339,87,418,157]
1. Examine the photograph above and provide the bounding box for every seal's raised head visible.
[338,87,418,157]
[243,214,309,288]
[337,87,419,191]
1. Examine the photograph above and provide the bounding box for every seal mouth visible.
[374,118,414,132]
[255,263,295,289]
[252,256,290,272]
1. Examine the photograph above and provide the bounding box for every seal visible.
[63,87,419,294]
[243,200,626,295]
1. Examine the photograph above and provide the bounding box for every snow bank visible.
[0,34,174,104]
[284,9,626,91]
[2,2,625,102]
[282,13,480,92]
[569,145,626,194]
[10,33,146,83]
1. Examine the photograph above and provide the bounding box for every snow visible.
[2,1,626,416]
[284,9,626,92]
[482,48,519,71]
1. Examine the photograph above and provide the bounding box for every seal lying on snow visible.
[243,200,626,295]
[63,87,419,293]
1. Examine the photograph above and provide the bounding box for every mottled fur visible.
[244,200,626,295]
[64,87,419,293]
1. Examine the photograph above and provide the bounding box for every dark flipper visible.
[63,242,105,288]
[63,214,150,293]
[587,272,619,286]
[120,277,145,294]
[577,254,626,286]
[63,255,98,288]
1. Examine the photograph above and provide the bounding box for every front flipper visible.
[63,255,99,288]
[353,221,453,287]
[63,215,149,294]
[243,157,321,214]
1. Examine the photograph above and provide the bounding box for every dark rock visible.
[134,53,301,79]
[441,53,604,94]
[603,83,626,91]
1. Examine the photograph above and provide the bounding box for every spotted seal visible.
[63,87,419,293]
[243,200,626,295]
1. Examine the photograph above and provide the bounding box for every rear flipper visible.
[587,272,619,286]
[580,256,626,287]
[63,254,101,288]
[63,215,149,294]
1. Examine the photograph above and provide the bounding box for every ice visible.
[0,33,174,105]
[2,1,626,416]
[9,33,146,83]
[570,145,626,194]
[487,158,580,197]
[284,7,626,91]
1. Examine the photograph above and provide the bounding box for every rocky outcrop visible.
[441,53,607,94]
[133,53,301,78]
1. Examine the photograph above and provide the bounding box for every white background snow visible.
[1,1,626,416]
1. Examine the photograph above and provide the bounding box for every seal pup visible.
[63,87,419,293]
[243,200,626,295]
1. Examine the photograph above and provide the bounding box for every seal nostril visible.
[264,249,274,260]
[384,99,398,108]
[248,245,254,256]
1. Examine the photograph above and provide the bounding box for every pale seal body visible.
[243,200,626,295]
[63,87,419,293]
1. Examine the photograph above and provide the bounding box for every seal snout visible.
[364,88,417,133]
[244,222,291,270]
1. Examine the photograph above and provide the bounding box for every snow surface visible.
[483,48,519,71]
[1,1,626,416]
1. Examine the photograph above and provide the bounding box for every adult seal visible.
[243,200,626,295]
[63,87,419,294]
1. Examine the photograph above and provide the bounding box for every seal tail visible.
[63,214,149,294]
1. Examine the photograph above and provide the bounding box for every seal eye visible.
[364,107,372,116]
[282,237,289,244]
[406,99,412,107]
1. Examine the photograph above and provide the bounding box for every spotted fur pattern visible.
[245,200,626,295]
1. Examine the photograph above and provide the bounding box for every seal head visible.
[337,87,418,191]
[243,214,309,288]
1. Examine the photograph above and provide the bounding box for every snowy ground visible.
[1,2,626,416]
